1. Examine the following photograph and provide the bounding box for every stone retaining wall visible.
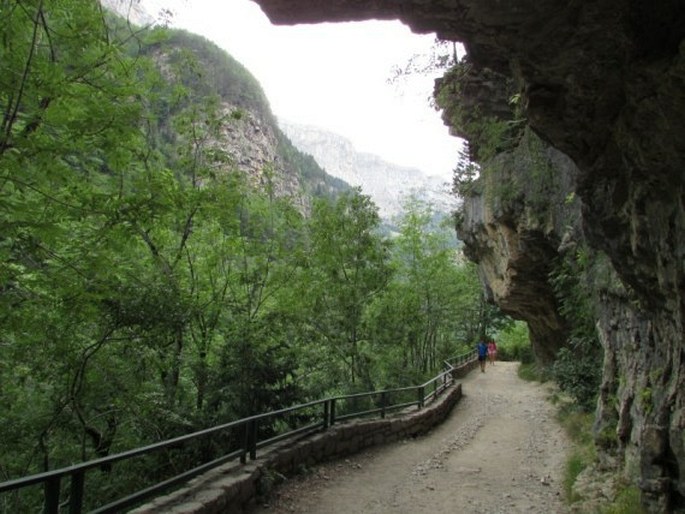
[130,361,476,514]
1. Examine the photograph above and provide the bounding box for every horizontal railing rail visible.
[0,349,477,514]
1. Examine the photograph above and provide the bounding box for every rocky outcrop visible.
[252,1,685,511]
[213,105,308,213]
[457,129,579,364]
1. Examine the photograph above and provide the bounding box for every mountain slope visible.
[102,2,349,211]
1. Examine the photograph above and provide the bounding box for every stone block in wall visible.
[336,439,359,455]
[368,421,384,433]
[389,419,408,434]
[169,501,205,513]
[192,488,226,513]
[213,477,239,499]
[269,447,295,474]
[336,424,353,440]
[237,470,258,502]
[323,436,338,458]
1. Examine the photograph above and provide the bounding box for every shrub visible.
[556,402,596,504]
[548,247,603,412]
[564,451,587,502]
[602,485,645,514]
[552,338,601,411]
[496,321,533,362]
[518,362,543,382]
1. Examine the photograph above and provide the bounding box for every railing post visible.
[330,398,336,426]
[69,471,85,514]
[417,386,424,409]
[248,419,257,460]
[241,421,248,464]
[380,391,387,419]
[323,400,330,430]
[241,420,257,463]
[44,476,60,514]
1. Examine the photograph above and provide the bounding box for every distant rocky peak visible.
[278,120,457,220]
[100,0,177,26]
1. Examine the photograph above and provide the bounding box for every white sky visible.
[143,0,462,179]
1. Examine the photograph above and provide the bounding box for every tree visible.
[0,3,164,506]
[302,189,391,391]
[549,247,603,410]
[366,199,482,386]
[0,9,312,506]
[452,141,480,198]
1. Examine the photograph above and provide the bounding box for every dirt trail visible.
[252,362,570,514]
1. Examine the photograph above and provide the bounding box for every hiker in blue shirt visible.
[477,339,488,373]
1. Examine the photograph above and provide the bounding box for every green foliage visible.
[517,362,548,382]
[601,485,645,514]
[365,199,481,386]
[557,403,595,447]
[523,130,560,218]
[144,29,272,120]
[434,60,523,163]
[549,247,603,411]
[0,2,162,508]
[299,189,391,391]
[452,142,480,198]
[564,451,587,503]
[553,341,602,411]
[638,387,653,414]
[555,400,596,504]
[496,321,534,362]
[557,397,644,513]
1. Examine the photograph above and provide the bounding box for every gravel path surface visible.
[251,361,570,514]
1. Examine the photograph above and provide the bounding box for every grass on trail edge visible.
[516,361,550,382]
[515,362,646,514]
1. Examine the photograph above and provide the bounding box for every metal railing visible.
[0,349,477,513]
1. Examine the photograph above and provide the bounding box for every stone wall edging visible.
[130,361,476,514]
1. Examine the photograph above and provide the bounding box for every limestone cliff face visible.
[458,129,579,364]
[253,1,685,511]
[212,105,308,213]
